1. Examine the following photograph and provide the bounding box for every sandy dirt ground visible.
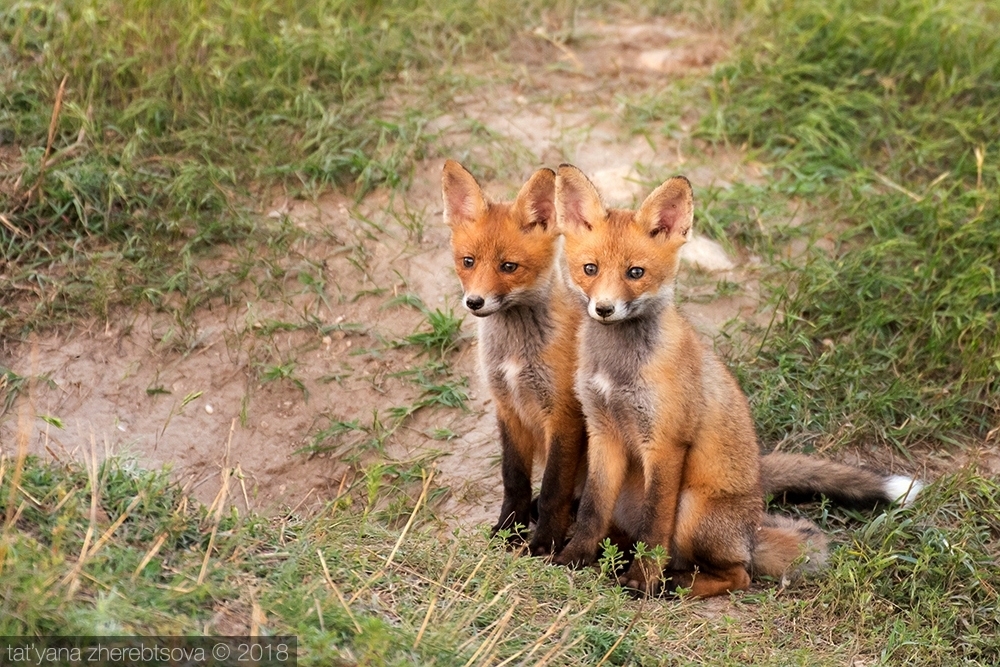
[5,15,962,531]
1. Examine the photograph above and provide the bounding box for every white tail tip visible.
[885,475,924,506]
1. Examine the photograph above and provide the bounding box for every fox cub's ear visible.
[638,176,693,241]
[514,168,556,232]
[442,160,488,227]
[555,164,606,233]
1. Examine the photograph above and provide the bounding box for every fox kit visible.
[552,164,922,597]
[442,160,587,555]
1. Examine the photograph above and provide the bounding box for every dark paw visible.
[622,582,657,599]
[657,571,692,596]
[657,579,678,596]
[528,532,564,558]
[529,541,552,557]
[552,543,595,569]
[618,561,662,597]
[528,524,567,558]
[619,577,661,598]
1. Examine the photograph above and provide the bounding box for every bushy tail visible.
[760,452,923,509]
[751,514,828,583]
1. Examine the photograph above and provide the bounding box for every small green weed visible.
[402,307,465,361]
[260,361,307,396]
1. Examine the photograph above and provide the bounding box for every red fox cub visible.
[552,164,922,597]
[442,160,587,555]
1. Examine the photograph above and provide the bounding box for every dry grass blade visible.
[26,75,68,204]
[85,492,143,560]
[454,583,516,653]
[234,463,251,512]
[318,548,362,634]
[461,596,520,667]
[443,552,490,614]
[0,213,23,237]
[975,145,985,190]
[349,467,434,604]
[532,627,587,667]
[495,600,592,667]
[532,27,584,72]
[197,467,230,586]
[975,145,986,214]
[250,599,267,637]
[594,600,644,667]
[369,547,471,600]
[12,483,41,507]
[42,76,68,163]
[414,541,458,649]
[4,339,36,532]
[131,532,168,581]
[61,434,100,599]
[873,172,922,202]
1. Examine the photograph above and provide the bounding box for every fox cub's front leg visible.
[529,411,586,556]
[492,408,535,539]
[552,431,627,566]
[617,442,686,596]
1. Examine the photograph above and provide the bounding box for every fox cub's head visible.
[442,160,557,317]
[555,164,693,324]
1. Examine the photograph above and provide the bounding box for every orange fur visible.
[443,160,587,555]
[553,164,826,597]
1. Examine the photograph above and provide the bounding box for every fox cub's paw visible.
[552,541,597,568]
[528,520,569,558]
[528,535,556,557]
[618,558,663,597]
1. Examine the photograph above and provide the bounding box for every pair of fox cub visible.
[443,160,922,598]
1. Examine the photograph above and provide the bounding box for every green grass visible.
[395,298,466,361]
[3,454,998,665]
[4,0,1000,664]
[629,0,999,451]
[663,0,1000,452]
[0,0,551,334]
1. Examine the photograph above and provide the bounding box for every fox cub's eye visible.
[626,266,645,280]
[463,257,475,268]
[583,263,598,277]
[499,262,518,274]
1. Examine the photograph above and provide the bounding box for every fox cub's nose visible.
[594,302,615,318]
[466,295,485,311]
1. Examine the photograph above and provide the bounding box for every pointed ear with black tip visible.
[555,164,606,234]
[638,176,694,241]
[442,160,488,228]
[514,167,556,233]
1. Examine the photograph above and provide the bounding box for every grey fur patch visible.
[576,309,662,443]
[479,293,555,412]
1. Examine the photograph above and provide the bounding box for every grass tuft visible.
[0,0,547,333]
[688,0,1000,451]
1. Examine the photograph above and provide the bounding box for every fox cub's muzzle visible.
[464,293,502,317]
[588,298,628,324]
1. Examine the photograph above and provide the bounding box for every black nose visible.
[595,303,615,318]
[466,295,485,311]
